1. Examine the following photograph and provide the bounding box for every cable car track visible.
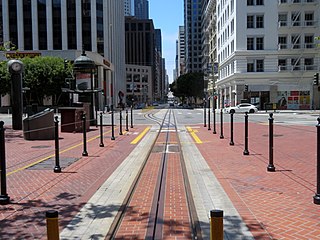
[107,109,202,239]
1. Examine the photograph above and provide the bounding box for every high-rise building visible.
[178,26,186,77]
[202,0,217,96]
[125,17,155,102]
[184,0,203,73]
[124,0,132,16]
[0,0,126,110]
[215,0,320,110]
[134,0,149,19]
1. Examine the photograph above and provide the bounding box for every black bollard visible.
[130,104,133,128]
[229,112,234,146]
[99,113,104,147]
[243,112,249,155]
[111,105,115,140]
[213,98,217,134]
[82,113,88,156]
[267,113,276,172]
[313,117,320,204]
[220,108,224,139]
[53,116,61,173]
[208,98,211,131]
[119,109,123,135]
[204,100,207,127]
[0,121,10,204]
[125,108,129,131]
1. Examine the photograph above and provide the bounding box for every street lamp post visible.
[73,51,97,126]
[8,60,24,130]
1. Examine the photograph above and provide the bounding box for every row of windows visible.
[219,57,315,78]
[126,68,149,73]
[247,0,264,6]
[278,12,315,27]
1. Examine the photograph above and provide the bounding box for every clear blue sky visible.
[149,0,184,83]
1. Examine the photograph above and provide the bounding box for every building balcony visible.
[278,64,318,72]
[278,43,317,50]
[278,20,318,28]
[278,0,317,5]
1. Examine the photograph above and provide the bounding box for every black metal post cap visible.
[46,210,58,218]
[210,209,223,218]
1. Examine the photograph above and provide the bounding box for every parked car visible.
[225,103,258,114]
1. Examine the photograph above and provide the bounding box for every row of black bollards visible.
[207,109,320,205]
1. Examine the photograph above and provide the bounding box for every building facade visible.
[125,17,165,103]
[0,0,126,110]
[215,0,320,110]
[184,0,204,73]
[178,25,186,78]
[125,64,153,106]
[134,0,149,19]
[124,0,132,16]
[202,0,217,96]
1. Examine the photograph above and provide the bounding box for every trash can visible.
[23,108,55,140]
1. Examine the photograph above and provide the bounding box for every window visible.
[291,12,300,26]
[305,13,314,26]
[247,61,254,72]
[256,60,264,72]
[291,35,300,49]
[247,15,254,28]
[247,59,264,72]
[247,38,254,50]
[247,0,254,5]
[256,0,264,5]
[305,35,314,48]
[278,14,287,26]
[278,59,287,71]
[305,58,314,70]
[256,37,264,50]
[291,59,300,70]
[278,36,287,49]
[256,15,264,28]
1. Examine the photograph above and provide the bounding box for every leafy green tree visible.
[0,61,10,96]
[170,72,204,103]
[0,56,72,105]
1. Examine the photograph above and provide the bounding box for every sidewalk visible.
[191,121,320,239]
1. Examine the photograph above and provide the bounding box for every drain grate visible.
[31,145,51,149]
[27,157,80,170]
[167,145,179,152]
[152,145,165,153]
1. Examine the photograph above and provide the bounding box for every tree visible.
[0,56,72,105]
[170,72,204,104]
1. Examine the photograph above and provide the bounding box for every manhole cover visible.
[31,145,51,149]
[27,157,80,170]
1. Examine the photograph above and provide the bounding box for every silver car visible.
[225,103,258,114]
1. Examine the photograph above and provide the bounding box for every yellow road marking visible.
[7,128,123,176]
[130,127,151,144]
[186,126,202,144]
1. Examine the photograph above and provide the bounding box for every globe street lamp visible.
[73,51,98,126]
[8,60,24,130]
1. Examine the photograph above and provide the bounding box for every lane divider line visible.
[130,127,151,144]
[186,126,203,144]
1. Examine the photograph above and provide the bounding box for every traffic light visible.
[313,73,319,86]
[244,84,248,91]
